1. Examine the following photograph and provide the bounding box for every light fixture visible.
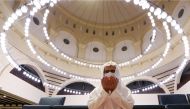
[161,12,167,19]
[21,5,28,13]
[125,0,131,3]
[16,9,22,17]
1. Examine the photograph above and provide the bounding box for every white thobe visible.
[88,84,134,109]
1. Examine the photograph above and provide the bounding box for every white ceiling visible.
[59,0,145,25]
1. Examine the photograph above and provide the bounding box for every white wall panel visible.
[113,40,135,62]
[53,31,77,57]
[85,41,106,62]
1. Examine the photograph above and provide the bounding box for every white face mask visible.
[104,72,116,77]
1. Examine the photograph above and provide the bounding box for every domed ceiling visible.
[58,0,145,25]
[23,0,179,64]
[45,0,165,48]
[57,0,162,26]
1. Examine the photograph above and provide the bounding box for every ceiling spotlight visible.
[16,9,22,16]
[11,13,18,20]
[178,28,183,34]
[30,11,35,16]
[23,71,26,75]
[50,2,54,7]
[32,76,35,80]
[134,0,140,5]
[40,1,46,6]
[161,12,167,19]
[8,17,14,24]
[21,5,28,13]
[148,12,151,17]
[171,20,177,27]
[144,2,150,9]
[150,6,155,12]
[125,0,131,3]
[52,0,58,4]
[28,75,32,78]
[154,8,161,16]
[33,0,41,9]
[174,24,180,30]
[34,78,37,81]
[26,73,29,77]
[166,16,172,23]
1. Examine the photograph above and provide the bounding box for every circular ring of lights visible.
[27,0,173,80]
[42,6,170,81]
[25,0,190,92]
[26,0,166,92]
[25,0,189,92]
[28,0,160,80]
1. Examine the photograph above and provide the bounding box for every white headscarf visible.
[101,61,121,82]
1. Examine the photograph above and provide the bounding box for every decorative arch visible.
[0,37,48,92]
[16,59,47,87]
[113,40,135,63]
[124,76,169,93]
[55,79,95,95]
[85,41,106,62]
[53,31,78,57]
[10,64,45,92]
[127,80,164,94]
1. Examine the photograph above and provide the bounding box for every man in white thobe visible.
[88,61,134,109]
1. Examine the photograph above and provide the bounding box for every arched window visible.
[126,80,165,94]
[10,64,45,92]
[57,82,95,95]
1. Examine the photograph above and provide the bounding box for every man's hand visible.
[101,76,118,93]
